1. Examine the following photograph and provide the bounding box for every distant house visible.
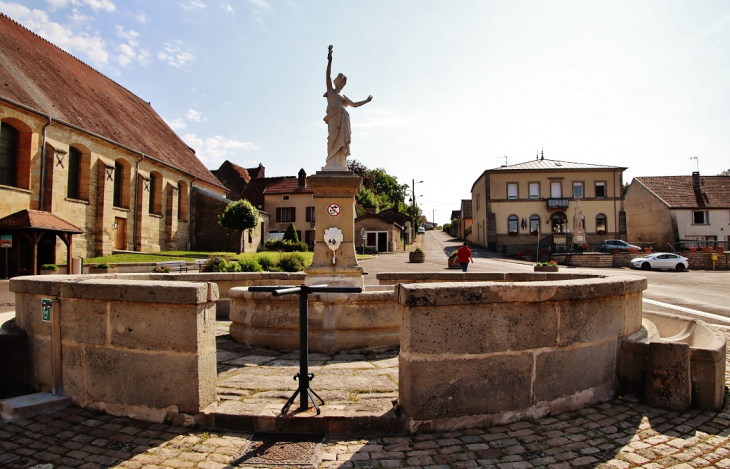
[471,158,626,252]
[0,14,227,275]
[263,169,315,246]
[457,200,472,242]
[625,172,730,251]
[211,161,265,201]
[355,208,411,252]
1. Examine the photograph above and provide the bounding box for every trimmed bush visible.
[202,257,240,272]
[283,223,299,243]
[257,255,279,272]
[278,253,306,272]
[265,239,308,252]
[238,257,263,272]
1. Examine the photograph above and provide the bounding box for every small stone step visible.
[1,392,71,422]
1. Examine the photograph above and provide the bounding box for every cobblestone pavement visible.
[2,332,730,468]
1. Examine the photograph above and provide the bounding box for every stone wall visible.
[10,276,219,422]
[684,251,730,270]
[396,274,646,432]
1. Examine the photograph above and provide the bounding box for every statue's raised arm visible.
[322,45,373,171]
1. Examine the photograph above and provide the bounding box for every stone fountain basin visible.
[619,311,726,411]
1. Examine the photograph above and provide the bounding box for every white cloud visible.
[186,109,207,122]
[114,25,150,67]
[134,10,150,24]
[180,0,206,11]
[158,41,196,67]
[44,0,115,12]
[165,117,187,131]
[2,2,110,64]
[182,134,259,166]
[67,8,92,24]
[249,0,269,8]
[223,3,234,13]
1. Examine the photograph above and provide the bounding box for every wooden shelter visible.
[0,210,83,277]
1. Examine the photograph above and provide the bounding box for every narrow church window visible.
[67,147,81,199]
[0,122,19,187]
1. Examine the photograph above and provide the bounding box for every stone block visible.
[534,339,616,403]
[558,297,625,346]
[691,349,726,411]
[110,302,203,353]
[60,298,108,345]
[624,292,643,335]
[401,303,558,355]
[18,293,52,337]
[60,279,211,304]
[399,352,533,420]
[84,347,205,413]
[61,344,85,405]
[29,335,52,391]
[643,342,691,412]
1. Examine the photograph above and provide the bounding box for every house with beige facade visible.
[0,14,227,276]
[625,172,730,251]
[355,208,411,253]
[471,157,626,253]
[263,169,315,246]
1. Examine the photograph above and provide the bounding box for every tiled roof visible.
[0,14,223,190]
[633,175,730,209]
[0,210,83,232]
[461,200,472,219]
[355,208,409,228]
[450,210,461,220]
[240,177,288,208]
[489,159,625,172]
[264,177,313,194]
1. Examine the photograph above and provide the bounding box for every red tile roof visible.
[264,178,313,195]
[461,200,472,219]
[0,210,83,232]
[633,175,730,209]
[0,14,223,190]
[240,177,288,208]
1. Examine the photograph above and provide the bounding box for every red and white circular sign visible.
[327,203,341,217]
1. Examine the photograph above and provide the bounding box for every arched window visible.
[529,214,540,234]
[113,159,131,209]
[507,214,519,233]
[596,214,607,234]
[0,122,19,187]
[67,147,81,199]
[178,181,189,221]
[149,171,163,215]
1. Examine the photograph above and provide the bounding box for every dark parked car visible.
[598,239,642,252]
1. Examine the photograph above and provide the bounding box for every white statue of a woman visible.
[323,45,373,170]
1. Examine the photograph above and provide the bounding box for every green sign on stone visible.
[42,299,52,322]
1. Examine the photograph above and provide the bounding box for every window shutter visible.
[291,207,296,222]
[276,207,282,222]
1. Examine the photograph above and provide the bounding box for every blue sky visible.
[2,0,729,224]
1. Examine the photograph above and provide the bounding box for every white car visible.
[630,253,689,271]
[418,227,426,234]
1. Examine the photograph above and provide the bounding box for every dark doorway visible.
[377,232,388,252]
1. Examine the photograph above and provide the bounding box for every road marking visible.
[643,298,730,325]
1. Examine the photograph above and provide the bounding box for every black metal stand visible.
[248,284,362,415]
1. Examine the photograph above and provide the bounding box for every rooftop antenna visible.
[536,149,539,160]
[499,155,508,165]
[540,145,544,161]
[689,156,699,172]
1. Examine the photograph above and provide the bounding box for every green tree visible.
[720,169,730,176]
[217,199,260,254]
[283,223,299,243]
[370,168,408,210]
[356,187,379,215]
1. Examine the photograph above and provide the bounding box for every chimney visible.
[297,168,306,189]
[692,171,701,190]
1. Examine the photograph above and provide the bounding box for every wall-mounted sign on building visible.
[0,235,11,248]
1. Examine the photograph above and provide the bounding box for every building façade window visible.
[693,211,709,225]
[276,207,295,223]
[508,214,519,233]
[529,182,540,199]
[67,147,81,199]
[0,122,19,187]
[595,181,606,198]
[113,162,124,207]
[573,181,584,198]
[596,213,607,233]
[306,206,315,223]
[149,171,163,215]
[507,183,518,200]
[529,214,540,233]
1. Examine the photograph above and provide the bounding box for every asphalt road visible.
[406,230,730,328]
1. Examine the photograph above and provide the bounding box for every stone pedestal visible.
[305,171,364,288]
